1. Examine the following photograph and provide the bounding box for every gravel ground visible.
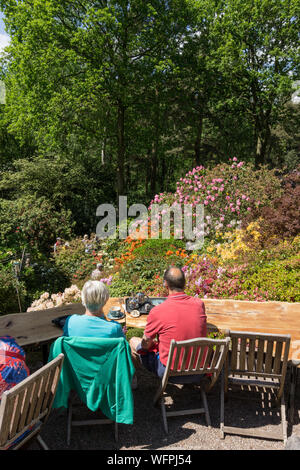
[24,353,300,452]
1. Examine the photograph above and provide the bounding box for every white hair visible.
[81,280,109,313]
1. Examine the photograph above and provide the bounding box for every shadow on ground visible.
[24,356,300,451]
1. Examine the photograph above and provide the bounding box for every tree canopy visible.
[0,0,299,219]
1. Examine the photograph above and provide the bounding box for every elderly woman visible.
[63,280,124,339]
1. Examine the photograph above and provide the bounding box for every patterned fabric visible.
[0,336,30,399]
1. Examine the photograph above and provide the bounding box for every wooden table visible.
[0,297,126,362]
[1,297,300,420]
[0,297,300,363]
[126,298,300,361]
[125,297,300,423]
[1,297,299,360]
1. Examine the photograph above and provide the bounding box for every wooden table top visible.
[0,297,125,348]
[125,298,300,364]
[1,297,300,363]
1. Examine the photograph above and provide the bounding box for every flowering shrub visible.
[24,233,299,305]
[182,256,220,298]
[53,237,116,287]
[114,236,144,267]
[27,276,114,311]
[149,159,282,240]
[27,284,82,311]
[239,260,300,302]
[242,167,300,245]
[3,160,296,311]
[132,238,186,258]
[72,254,105,283]
[108,237,187,297]
[206,222,263,262]
[182,257,272,302]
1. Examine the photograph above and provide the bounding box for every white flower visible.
[45,301,54,309]
[40,292,50,300]
[56,297,63,306]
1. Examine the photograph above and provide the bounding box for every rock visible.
[285,434,300,450]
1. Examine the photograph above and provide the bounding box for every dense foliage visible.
[7,160,296,316]
[0,0,298,204]
[0,2,298,314]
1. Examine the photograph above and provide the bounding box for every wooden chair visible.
[153,337,230,433]
[220,330,290,444]
[67,394,118,446]
[0,354,64,450]
[48,337,135,446]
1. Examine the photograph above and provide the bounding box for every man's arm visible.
[142,307,160,350]
[140,334,155,351]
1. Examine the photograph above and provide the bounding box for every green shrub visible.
[125,327,144,341]
[108,275,157,297]
[53,238,95,278]
[0,267,27,315]
[20,260,70,309]
[241,168,300,245]
[132,238,186,258]
[109,238,187,297]
[0,155,116,237]
[240,257,300,302]
[0,195,74,255]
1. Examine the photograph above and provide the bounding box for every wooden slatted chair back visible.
[226,331,290,397]
[162,337,230,390]
[0,354,64,449]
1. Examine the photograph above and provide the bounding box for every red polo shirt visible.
[144,292,207,366]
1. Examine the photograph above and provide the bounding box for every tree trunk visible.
[101,130,106,165]
[150,139,159,195]
[117,101,126,196]
[161,156,166,191]
[150,89,160,195]
[255,125,271,168]
[146,150,151,198]
[194,112,203,166]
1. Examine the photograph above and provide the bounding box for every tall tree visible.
[0,0,194,196]
[208,0,300,166]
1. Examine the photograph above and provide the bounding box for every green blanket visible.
[48,336,135,424]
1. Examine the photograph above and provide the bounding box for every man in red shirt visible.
[129,266,207,384]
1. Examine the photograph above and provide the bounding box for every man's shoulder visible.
[188,296,206,313]
[189,296,205,306]
[149,300,168,316]
[168,294,205,305]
